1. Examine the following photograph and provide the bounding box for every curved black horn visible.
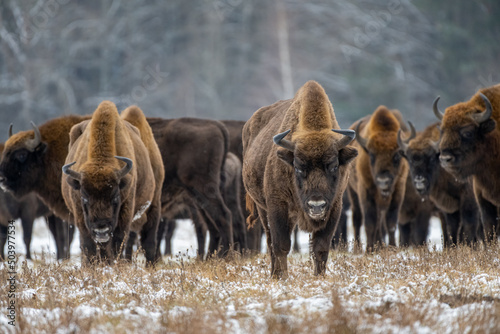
[273,129,295,151]
[27,121,42,151]
[62,161,82,181]
[433,96,444,121]
[472,93,493,124]
[354,121,368,150]
[397,122,415,153]
[332,129,356,148]
[115,156,133,179]
[8,124,13,138]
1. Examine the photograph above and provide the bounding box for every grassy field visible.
[1,241,500,333]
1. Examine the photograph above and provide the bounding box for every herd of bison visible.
[0,80,499,279]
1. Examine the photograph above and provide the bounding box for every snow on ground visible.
[2,214,498,333]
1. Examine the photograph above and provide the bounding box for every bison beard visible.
[243,80,357,278]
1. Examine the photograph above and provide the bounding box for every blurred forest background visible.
[0,0,499,142]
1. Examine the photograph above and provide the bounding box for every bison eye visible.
[461,130,474,140]
[112,196,119,205]
[329,165,339,173]
[15,151,28,163]
[393,153,401,165]
[294,167,303,174]
[81,197,89,205]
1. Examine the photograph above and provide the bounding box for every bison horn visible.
[471,93,493,124]
[27,121,42,151]
[354,121,368,150]
[433,96,444,121]
[332,129,356,148]
[397,122,416,153]
[62,161,82,181]
[115,156,133,179]
[273,129,295,151]
[8,124,13,138]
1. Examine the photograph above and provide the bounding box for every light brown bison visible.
[0,116,89,257]
[347,106,410,251]
[62,102,164,264]
[399,122,480,246]
[243,81,357,278]
[434,84,500,241]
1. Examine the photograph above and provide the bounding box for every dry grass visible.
[1,244,500,333]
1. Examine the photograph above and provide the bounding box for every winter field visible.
[1,215,500,333]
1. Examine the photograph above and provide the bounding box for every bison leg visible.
[0,224,7,259]
[385,204,401,247]
[164,219,176,256]
[348,187,363,253]
[398,222,411,247]
[80,232,98,264]
[412,210,431,246]
[140,202,161,265]
[47,215,72,260]
[459,195,479,246]
[190,209,207,260]
[443,212,460,247]
[196,195,233,257]
[268,207,291,279]
[311,212,339,276]
[475,194,497,244]
[363,201,378,252]
[20,215,34,260]
[332,194,349,250]
[292,225,300,253]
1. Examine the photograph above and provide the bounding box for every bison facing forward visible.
[62,102,163,264]
[243,81,357,278]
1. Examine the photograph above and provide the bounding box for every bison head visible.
[434,93,495,180]
[398,124,439,197]
[62,156,133,243]
[274,129,357,220]
[0,122,47,197]
[356,121,413,198]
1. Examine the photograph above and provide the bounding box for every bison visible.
[243,80,357,278]
[434,84,500,242]
[147,117,234,257]
[398,122,480,246]
[0,117,88,258]
[62,102,164,264]
[347,106,411,251]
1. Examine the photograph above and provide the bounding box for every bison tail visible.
[245,193,259,228]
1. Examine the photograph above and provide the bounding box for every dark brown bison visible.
[0,116,89,257]
[397,173,435,246]
[157,152,245,258]
[62,102,164,264]
[399,122,480,246]
[434,84,500,241]
[220,120,262,253]
[147,117,233,257]
[243,80,357,278]
[347,106,410,251]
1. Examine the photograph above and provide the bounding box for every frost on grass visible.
[0,245,499,333]
[1,218,499,333]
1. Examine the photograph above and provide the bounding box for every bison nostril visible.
[307,200,326,209]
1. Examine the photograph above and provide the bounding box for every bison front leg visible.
[311,213,339,275]
[79,231,98,265]
[268,207,291,279]
[363,201,378,252]
[140,201,161,265]
[475,194,497,244]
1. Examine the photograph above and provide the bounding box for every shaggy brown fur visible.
[243,81,357,278]
[438,84,500,241]
[402,123,480,246]
[347,106,409,251]
[147,117,233,258]
[62,102,162,264]
[0,116,89,259]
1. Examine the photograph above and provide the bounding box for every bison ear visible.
[66,177,81,190]
[339,147,358,166]
[277,148,294,166]
[480,119,496,135]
